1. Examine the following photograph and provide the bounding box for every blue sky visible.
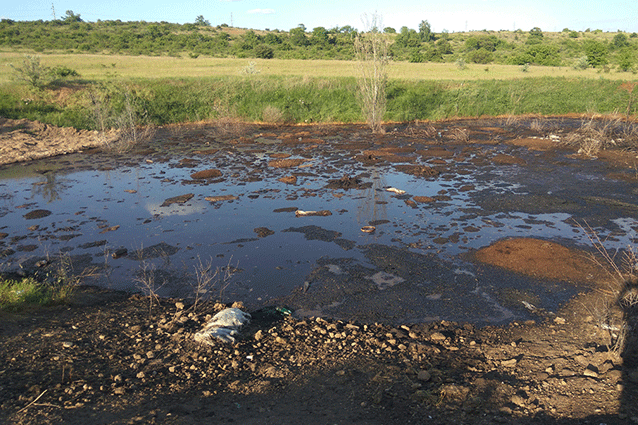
[3,0,637,33]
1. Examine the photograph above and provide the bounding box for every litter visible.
[386,187,406,195]
[193,308,251,344]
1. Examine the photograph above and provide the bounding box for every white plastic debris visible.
[193,308,251,345]
[386,187,406,195]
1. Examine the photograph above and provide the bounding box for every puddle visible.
[1,119,637,325]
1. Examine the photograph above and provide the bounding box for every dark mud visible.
[2,117,638,424]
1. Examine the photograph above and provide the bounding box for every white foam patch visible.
[366,271,405,290]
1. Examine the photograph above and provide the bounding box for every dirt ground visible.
[2,117,638,424]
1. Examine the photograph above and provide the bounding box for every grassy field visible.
[1,52,636,128]
[1,52,635,84]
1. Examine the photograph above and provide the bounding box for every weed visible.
[240,61,260,75]
[134,260,165,318]
[450,127,470,142]
[87,83,155,152]
[262,105,286,125]
[189,256,238,312]
[562,115,636,156]
[579,221,638,353]
[354,13,389,133]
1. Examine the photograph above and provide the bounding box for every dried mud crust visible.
[1,286,636,425]
[0,118,115,165]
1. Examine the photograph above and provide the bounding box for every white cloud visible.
[247,9,275,15]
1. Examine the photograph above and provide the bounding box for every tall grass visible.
[1,75,636,128]
[0,276,75,311]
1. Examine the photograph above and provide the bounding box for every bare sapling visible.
[579,221,638,353]
[189,256,238,313]
[354,13,389,134]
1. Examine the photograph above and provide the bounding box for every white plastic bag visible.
[193,308,251,345]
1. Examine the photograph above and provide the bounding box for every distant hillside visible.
[1,18,637,70]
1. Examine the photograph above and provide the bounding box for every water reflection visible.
[30,172,67,203]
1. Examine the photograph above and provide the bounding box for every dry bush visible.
[562,115,638,156]
[207,116,249,139]
[354,14,389,134]
[189,256,238,312]
[262,105,286,125]
[406,121,437,138]
[580,222,638,353]
[529,118,546,133]
[450,127,470,142]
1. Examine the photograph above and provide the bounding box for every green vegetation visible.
[0,276,75,311]
[1,72,635,129]
[1,17,637,128]
[1,17,638,70]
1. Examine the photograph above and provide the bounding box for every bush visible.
[467,47,493,64]
[9,55,50,88]
[254,44,274,59]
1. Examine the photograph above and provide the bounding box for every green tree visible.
[254,44,274,59]
[290,25,309,46]
[195,15,210,26]
[612,33,629,49]
[63,10,82,23]
[418,20,433,42]
[584,40,608,66]
[395,26,421,48]
[383,27,396,34]
[617,49,634,71]
[526,27,543,44]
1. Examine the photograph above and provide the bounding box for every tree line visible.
[1,14,636,71]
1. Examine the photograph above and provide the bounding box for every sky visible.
[3,0,637,33]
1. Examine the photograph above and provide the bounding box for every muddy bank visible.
[2,117,638,424]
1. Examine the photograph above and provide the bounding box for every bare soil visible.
[1,118,638,424]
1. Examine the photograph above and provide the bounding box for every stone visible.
[23,209,52,220]
[429,332,446,342]
[417,370,431,382]
[190,169,222,179]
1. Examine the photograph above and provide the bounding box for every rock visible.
[205,195,238,203]
[254,227,275,238]
[113,387,126,395]
[417,370,431,382]
[278,176,297,184]
[501,359,518,368]
[23,209,52,220]
[413,196,435,203]
[112,248,128,259]
[161,193,194,207]
[190,169,222,179]
[554,317,566,325]
[429,332,446,342]
[175,302,185,310]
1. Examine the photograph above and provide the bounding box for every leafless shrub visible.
[354,13,389,134]
[189,256,238,312]
[134,261,165,318]
[579,221,638,353]
[405,121,437,138]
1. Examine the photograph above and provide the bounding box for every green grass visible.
[1,52,637,128]
[0,276,75,312]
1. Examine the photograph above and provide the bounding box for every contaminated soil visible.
[2,117,638,424]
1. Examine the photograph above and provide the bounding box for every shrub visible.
[354,15,389,133]
[254,44,274,59]
[9,55,50,88]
